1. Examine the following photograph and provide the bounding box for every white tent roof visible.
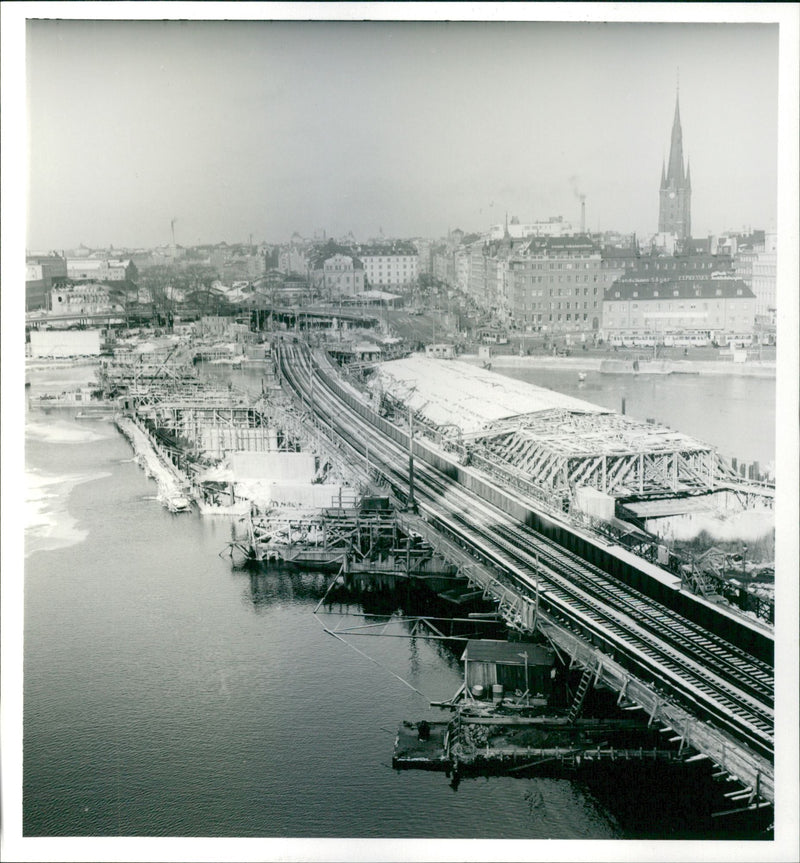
[374,356,608,435]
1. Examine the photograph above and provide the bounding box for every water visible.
[19,364,772,844]
[496,366,776,466]
[22,370,623,840]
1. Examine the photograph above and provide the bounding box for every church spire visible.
[666,88,685,185]
[658,83,692,240]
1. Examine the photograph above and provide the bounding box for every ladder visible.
[567,665,595,723]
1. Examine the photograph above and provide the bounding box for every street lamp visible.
[742,543,748,582]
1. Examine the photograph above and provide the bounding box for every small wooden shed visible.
[461,640,555,698]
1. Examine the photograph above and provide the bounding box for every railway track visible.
[411,486,773,761]
[276,344,774,762]
[492,522,774,705]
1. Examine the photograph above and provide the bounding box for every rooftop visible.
[460,640,554,666]
[521,236,600,255]
[373,356,607,436]
[606,278,754,301]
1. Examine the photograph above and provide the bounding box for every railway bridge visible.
[274,343,774,810]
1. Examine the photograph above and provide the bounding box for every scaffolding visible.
[472,409,747,504]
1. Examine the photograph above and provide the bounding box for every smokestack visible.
[580,196,586,234]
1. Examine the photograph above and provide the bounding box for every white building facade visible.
[321,254,365,297]
[602,277,756,341]
[357,244,419,290]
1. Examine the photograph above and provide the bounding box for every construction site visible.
[27,325,774,826]
[368,356,775,623]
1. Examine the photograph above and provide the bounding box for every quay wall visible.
[461,354,776,378]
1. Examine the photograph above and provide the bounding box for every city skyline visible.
[25,19,779,250]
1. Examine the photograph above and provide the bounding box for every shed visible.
[461,640,555,697]
[353,342,382,362]
[425,343,455,359]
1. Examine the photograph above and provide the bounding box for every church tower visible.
[658,89,692,239]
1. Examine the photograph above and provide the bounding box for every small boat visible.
[169,496,192,513]
[30,386,106,406]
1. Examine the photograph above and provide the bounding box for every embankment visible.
[461,354,775,378]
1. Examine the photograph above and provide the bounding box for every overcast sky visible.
[26,19,778,249]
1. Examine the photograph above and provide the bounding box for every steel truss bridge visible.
[275,342,774,811]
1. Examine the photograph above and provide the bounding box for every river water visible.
[19,363,775,847]
[495,366,775,467]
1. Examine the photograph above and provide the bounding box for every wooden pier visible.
[392,713,686,775]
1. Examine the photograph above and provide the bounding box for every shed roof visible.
[374,356,607,436]
[460,640,554,666]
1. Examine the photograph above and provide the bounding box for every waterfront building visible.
[658,90,692,239]
[507,235,623,333]
[602,277,755,343]
[356,242,419,291]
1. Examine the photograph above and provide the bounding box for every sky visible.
[25,17,779,250]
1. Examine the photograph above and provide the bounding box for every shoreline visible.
[460,354,776,378]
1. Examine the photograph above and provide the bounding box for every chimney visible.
[580,196,586,234]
